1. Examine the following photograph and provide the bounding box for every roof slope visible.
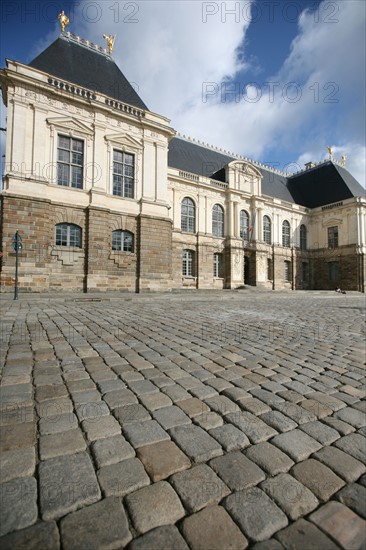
[168,137,295,203]
[29,35,148,110]
[287,161,365,208]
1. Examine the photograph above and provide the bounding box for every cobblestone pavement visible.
[0,290,365,549]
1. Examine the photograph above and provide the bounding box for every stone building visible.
[1,29,365,293]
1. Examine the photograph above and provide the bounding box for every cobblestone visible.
[1,291,365,548]
[181,505,248,550]
[0,477,38,536]
[310,501,366,549]
[126,481,185,534]
[261,473,319,520]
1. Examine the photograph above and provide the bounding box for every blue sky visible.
[1,0,365,185]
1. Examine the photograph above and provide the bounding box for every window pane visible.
[57,163,69,186]
[71,166,83,188]
[72,139,83,153]
[58,136,70,149]
[58,149,70,163]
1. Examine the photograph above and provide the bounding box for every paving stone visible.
[39,452,101,520]
[190,384,219,399]
[0,447,36,483]
[277,390,304,403]
[39,413,78,435]
[181,505,248,550]
[97,457,150,497]
[209,424,250,451]
[36,384,68,402]
[261,473,318,520]
[333,433,366,462]
[206,378,234,392]
[128,379,159,395]
[322,416,356,435]
[0,405,35,426]
[113,403,151,425]
[177,397,210,417]
[225,411,278,443]
[75,401,110,422]
[250,388,285,405]
[222,387,251,402]
[170,463,230,512]
[276,518,339,550]
[271,429,322,462]
[72,390,102,405]
[128,525,189,550]
[0,477,38,536]
[291,459,345,501]
[251,541,284,550]
[97,379,126,394]
[224,487,288,542]
[259,411,297,433]
[139,392,173,410]
[67,379,96,393]
[37,397,74,419]
[0,521,60,550]
[82,415,121,441]
[91,435,135,467]
[161,384,191,402]
[336,483,366,519]
[153,405,191,429]
[0,422,37,452]
[60,497,132,550]
[204,395,240,415]
[210,451,266,491]
[193,411,223,430]
[103,389,138,409]
[299,421,340,445]
[39,429,86,460]
[238,397,271,415]
[299,398,334,419]
[125,481,185,534]
[314,446,366,482]
[335,406,366,428]
[245,442,294,475]
[123,420,170,448]
[272,402,316,425]
[169,424,223,462]
[310,501,366,549]
[307,392,346,412]
[137,440,191,481]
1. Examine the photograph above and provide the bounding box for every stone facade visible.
[1,33,365,293]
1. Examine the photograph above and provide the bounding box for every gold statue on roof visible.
[103,34,116,54]
[327,146,333,159]
[58,10,69,32]
[341,155,347,167]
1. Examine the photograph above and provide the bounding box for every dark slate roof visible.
[28,35,148,110]
[168,137,295,203]
[287,161,365,208]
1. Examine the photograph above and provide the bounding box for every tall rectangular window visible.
[328,261,339,283]
[328,226,338,248]
[182,249,194,277]
[267,258,273,280]
[284,260,291,282]
[113,151,135,198]
[57,136,84,188]
[301,262,309,282]
[213,253,223,278]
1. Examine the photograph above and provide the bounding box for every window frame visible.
[263,215,272,244]
[284,260,291,282]
[55,223,82,248]
[282,220,291,248]
[112,149,135,199]
[240,210,250,241]
[111,230,134,253]
[328,226,339,248]
[300,224,307,251]
[212,204,225,237]
[57,135,84,189]
[267,258,273,281]
[181,197,196,233]
[213,252,224,278]
[182,249,195,277]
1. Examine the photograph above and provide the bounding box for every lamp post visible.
[11,231,22,300]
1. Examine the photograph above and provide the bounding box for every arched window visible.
[282,220,291,247]
[55,223,82,247]
[213,253,224,278]
[263,216,271,244]
[212,204,224,237]
[112,230,134,252]
[182,249,195,277]
[240,210,250,240]
[300,224,307,250]
[181,197,196,233]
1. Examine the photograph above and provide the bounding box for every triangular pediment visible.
[228,160,262,179]
[105,133,143,150]
[46,116,93,135]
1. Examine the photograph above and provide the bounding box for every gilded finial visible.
[327,146,333,159]
[58,10,69,32]
[103,34,116,55]
[341,155,347,167]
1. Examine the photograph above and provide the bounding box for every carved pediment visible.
[322,217,343,227]
[105,133,143,151]
[46,116,93,136]
[228,161,262,180]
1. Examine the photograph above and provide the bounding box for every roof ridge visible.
[60,31,109,58]
[175,132,289,177]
